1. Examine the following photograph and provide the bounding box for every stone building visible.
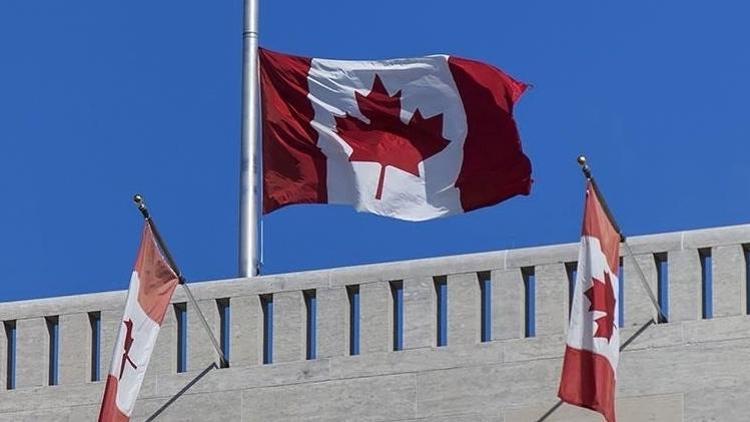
[1,223,749,421]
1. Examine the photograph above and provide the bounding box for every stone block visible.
[416,360,562,418]
[187,298,221,370]
[0,407,72,422]
[683,224,750,249]
[0,381,104,414]
[617,337,750,397]
[403,414,503,422]
[59,313,90,384]
[241,373,417,421]
[618,321,683,351]
[15,317,47,388]
[131,390,243,422]
[448,272,480,345]
[403,276,435,350]
[506,243,579,270]
[503,393,683,422]
[624,231,682,255]
[230,295,261,367]
[683,315,750,344]
[535,263,568,336]
[712,244,746,317]
[668,249,702,322]
[503,334,565,363]
[623,253,659,327]
[317,287,348,358]
[67,405,99,421]
[154,359,329,397]
[273,291,304,363]
[360,281,391,353]
[148,303,176,377]
[330,341,503,380]
[491,269,524,340]
[0,290,125,322]
[684,386,750,422]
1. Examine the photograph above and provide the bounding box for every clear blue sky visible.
[2,1,749,301]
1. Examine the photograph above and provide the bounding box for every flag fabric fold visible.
[98,222,180,422]
[558,181,621,422]
[259,48,532,221]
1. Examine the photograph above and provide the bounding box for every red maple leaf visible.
[334,75,450,199]
[119,318,138,379]
[584,271,617,342]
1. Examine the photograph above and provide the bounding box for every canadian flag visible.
[99,223,179,422]
[259,48,532,221]
[558,181,621,422]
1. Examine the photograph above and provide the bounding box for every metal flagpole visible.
[133,195,229,368]
[239,0,261,278]
[576,156,668,323]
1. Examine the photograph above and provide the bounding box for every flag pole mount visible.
[574,154,667,323]
[130,193,229,367]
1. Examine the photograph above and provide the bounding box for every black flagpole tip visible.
[576,155,592,179]
[133,193,150,219]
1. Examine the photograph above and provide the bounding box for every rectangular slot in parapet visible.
[699,248,713,319]
[174,303,187,373]
[4,321,15,390]
[565,262,578,319]
[655,253,669,322]
[618,258,624,327]
[46,316,59,386]
[744,245,750,315]
[434,276,448,347]
[89,312,101,381]
[261,295,273,364]
[479,271,491,343]
[347,285,360,356]
[522,267,536,338]
[390,281,404,351]
[304,290,317,360]
[217,298,230,368]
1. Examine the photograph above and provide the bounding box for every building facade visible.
[1,223,749,421]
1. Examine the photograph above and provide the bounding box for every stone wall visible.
[1,223,749,421]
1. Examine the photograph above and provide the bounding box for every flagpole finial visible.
[577,155,592,179]
[133,193,150,219]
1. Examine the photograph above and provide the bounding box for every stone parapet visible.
[0,223,748,421]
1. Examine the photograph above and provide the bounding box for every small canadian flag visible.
[98,223,179,422]
[558,181,621,422]
[259,48,532,221]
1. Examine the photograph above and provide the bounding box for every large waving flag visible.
[558,181,621,422]
[259,48,532,221]
[99,223,179,421]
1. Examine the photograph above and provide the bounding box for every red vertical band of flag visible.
[447,56,531,212]
[559,347,616,422]
[259,49,327,213]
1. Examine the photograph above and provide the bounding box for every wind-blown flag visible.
[99,223,179,422]
[259,48,532,221]
[558,181,621,422]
